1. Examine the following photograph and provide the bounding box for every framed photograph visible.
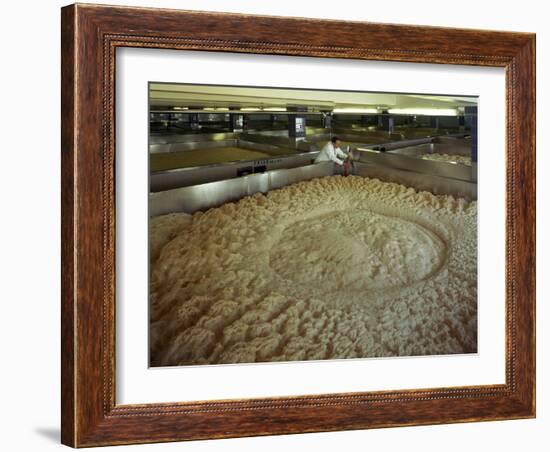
[61,3,536,447]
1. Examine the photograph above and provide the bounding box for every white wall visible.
[1,1,546,451]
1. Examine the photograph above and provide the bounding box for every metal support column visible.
[190,113,200,131]
[322,112,332,129]
[465,106,478,182]
[465,106,478,162]
[230,113,244,132]
[430,116,440,129]
[288,106,307,143]
[378,111,394,133]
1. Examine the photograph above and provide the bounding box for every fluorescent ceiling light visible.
[387,108,458,116]
[333,108,379,114]
[239,107,287,112]
[202,107,229,111]
[172,106,188,110]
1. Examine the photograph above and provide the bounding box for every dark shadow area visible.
[34,427,60,443]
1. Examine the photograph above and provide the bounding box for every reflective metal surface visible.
[148,129,477,210]
[237,140,294,155]
[432,136,472,156]
[150,151,319,192]
[385,142,435,156]
[149,132,238,146]
[367,137,433,151]
[150,130,430,155]
[150,161,477,217]
[354,148,473,182]
[353,163,477,201]
[387,137,471,157]
[150,139,238,153]
[150,162,333,216]
[333,128,405,142]
[239,132,298,148]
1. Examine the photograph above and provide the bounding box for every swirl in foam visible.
[150,175,477,366]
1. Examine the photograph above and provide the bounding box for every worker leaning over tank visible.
[314,136,354,175]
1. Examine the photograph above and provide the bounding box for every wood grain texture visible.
[60,3,536,447]
[60,5,76,446]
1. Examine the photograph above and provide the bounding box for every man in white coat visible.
[314,136,352,174]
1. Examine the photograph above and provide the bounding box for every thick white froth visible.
[150,176,477,366]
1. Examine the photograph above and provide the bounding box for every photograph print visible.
[148,83,478,368]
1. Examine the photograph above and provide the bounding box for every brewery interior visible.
[148,83,479,366]
[149,83,477,214]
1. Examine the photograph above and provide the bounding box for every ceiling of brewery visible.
[149,83,477,110]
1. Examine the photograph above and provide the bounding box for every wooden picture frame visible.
[61,3,536,447]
